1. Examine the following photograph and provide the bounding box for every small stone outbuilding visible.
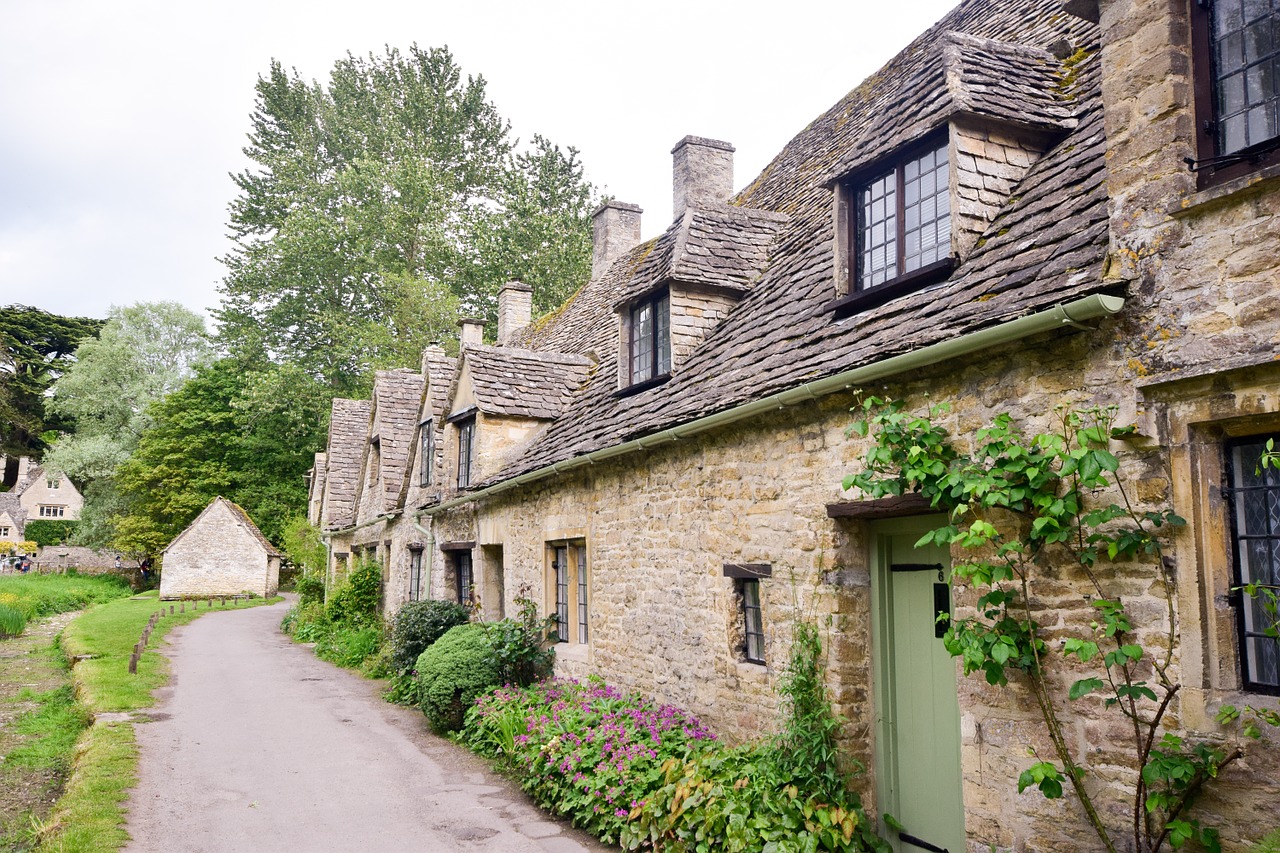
[160,498,281,600]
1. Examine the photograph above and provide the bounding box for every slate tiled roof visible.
[371,369,424,512]
[614,206,789,305]
[941,31,1078,132]
[323,398,372,530]
[0,494,25,534]
[463,346,594,420]
[164,496,282,557]
[423,347,457,423]
[483,0,1109,486]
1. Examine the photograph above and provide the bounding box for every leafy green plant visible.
[482,583,556,687]
[844,399,1253,853]
[325,557,382,625]
[294,572,325,608]
[0,602,26,637]
[770,621,849,802]
[417,623,502,733]
[23,519,79,546]
[388,599,471,674]
[1251,828,1280,853]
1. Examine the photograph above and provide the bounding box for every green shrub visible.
[417,623,501,734]
[294,572,326,608]
[482,585,556,687]
[325,558,382,625]
[388,599,471,676]
[0,602,26,637]
[281,516,326,574]
[23,519,79,546]
[315,623,384,669]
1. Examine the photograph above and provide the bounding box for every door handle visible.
[899,830,950,853]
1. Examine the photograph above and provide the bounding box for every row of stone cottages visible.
[306,0,1280,849]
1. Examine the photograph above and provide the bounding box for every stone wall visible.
[950,118,1048,257]
[160,501,279,599]
[669,287,740,369]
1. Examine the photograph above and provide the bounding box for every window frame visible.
[455,416,475,489]
[448,549,474,605]
[1189,0,1280,188]
[548,541,588,646]
[418,418,434,488]
[1225,434,1280,695]
[627,288,672,388]
[724,563,771,665]
[408,545,424,602]
[833,131,955,316]
[38,505,65,519]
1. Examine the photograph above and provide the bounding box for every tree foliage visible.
[44,302,213,482]
[111,358,331,556]
[0,305,103,457]
[216,45,596,393]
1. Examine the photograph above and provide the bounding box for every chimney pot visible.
[497,281,534,345]
[592,201,643,280]
[457,318,486,348]
[672,135,735,220]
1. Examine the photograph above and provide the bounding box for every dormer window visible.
[418,419,434,487]
[456,416,475,489]
[628,289,671,386]
[858,139,951,289]
[831,132,960,316]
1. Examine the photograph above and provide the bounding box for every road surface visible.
[123,599,611,852]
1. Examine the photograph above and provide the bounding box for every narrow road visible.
[124,600,611,852]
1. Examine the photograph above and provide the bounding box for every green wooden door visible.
[871,521,965,853]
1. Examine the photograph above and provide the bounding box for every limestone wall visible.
[160,502,278,599]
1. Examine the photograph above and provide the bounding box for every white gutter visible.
[415,293,1125,520]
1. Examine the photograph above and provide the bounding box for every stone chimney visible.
[592,200,643,280]
[421,341,446,374]
[458,318,485,348]
[497,281,534,345]
[15,456,31,488]
[672,136,734,220]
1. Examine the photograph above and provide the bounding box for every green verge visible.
[37,593,277,852]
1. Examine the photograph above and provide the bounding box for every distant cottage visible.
[0,455,84,541]
[160,498,281,600]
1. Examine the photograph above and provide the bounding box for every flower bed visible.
[460,677,887,852]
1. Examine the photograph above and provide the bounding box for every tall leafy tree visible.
[217,45,596,393]
[0,305,103,458]
[112,358,331,556]
[44,302,213,481]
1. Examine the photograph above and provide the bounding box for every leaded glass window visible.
[1211,0,1280,155]
[629,290,670,385]
[856,139,951,290]
[1228,436,1280,692]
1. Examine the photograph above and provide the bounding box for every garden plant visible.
[844,398,1275,853]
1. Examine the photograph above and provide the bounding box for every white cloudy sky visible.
[1,0,958,324]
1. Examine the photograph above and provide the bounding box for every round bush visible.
[389,599,471,675]
[294,572,326,608]
[417,623,501,734]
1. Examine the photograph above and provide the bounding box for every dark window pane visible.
[1229,437,1280,690]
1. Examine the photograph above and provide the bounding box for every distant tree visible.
[42,302,213,548]
[0,305,103,458]
[112,358,330,555]
[217,45,595,393]
[472,135,597,316]
[44,302,213,482]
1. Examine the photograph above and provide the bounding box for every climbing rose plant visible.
[843,399,1268,853]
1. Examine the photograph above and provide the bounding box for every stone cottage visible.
[310,0,1280,848]
[0,455,84,541]
[160,497,281,599]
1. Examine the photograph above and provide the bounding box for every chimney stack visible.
[421,341,446,374]
[672,136,735,220]
[591,201,643,280]
[497,281,534,345]
[458,318,486,348]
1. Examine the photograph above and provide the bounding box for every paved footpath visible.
[123,599,611,853]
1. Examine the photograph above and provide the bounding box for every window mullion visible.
[895,163,907,277]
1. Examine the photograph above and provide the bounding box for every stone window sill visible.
[735,660,769,682]
[556,642,590,663]
[1169,162,1280,219]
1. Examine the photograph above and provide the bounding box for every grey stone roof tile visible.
[464,346,594,420]
[322,398,371,530]
[481,0,1108,486]
[370,369,425,513]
